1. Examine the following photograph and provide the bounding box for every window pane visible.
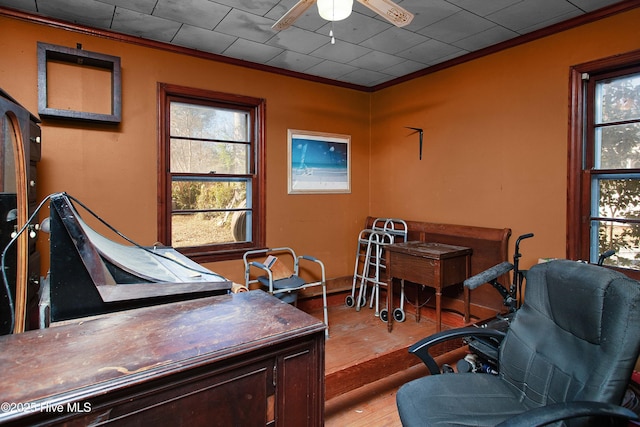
[172,212,233,246]
[590,176,640,268]
[592,220,640,271]
[170,102,249,142]
[594,123,640,169]
[594,177,640,220]
[172,179,247,210]
[595,74,640,124]
[170,139,249,174]
[171,178,250,247]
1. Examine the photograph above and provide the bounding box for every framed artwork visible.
[287,129,351,194]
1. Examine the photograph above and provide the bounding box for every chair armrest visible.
[409,327,506,375]
[248,261,271,272]
[496,401,639,427]
[297,255,326,282]
[245,261,275,291]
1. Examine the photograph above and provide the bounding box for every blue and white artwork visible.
[289,131,350,193]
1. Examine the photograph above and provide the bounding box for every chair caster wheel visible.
[393,308,406,322]
[345,295,355,307]
[380,309,388,323]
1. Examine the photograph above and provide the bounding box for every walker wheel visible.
[380,309,388,323]
[345,295,355,308]
[358,297,367,308]
[393,308,406,323]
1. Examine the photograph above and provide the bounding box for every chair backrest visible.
[499,259,640,409]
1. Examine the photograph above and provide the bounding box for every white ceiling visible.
[0,0,628,88]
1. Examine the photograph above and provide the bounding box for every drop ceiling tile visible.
[223,38,284,63]
[397,38,465,65]
[172,25,237,54]
[0,0,36,12]
[304,60,359,79]
[311,40,372,63]
[570,0,626,12]
[425,48,468,66]
[359,26,430,55]
[153,0,230,31]
[443,0,523,17]
[338,68,392,86]
[214,0,276,16]
[266,26,329,54]
[518,9,584,33]
[266,50,325,72]
[487,0,581,33]
[214,8,275,43]
[418,10,497,44]
[111,7,181,42]
[96,0,156,14]
[397,0,461,31]
[453,25,517,51]
[37,0,115,28]
[382,59,430,77]
[348,50,406,72]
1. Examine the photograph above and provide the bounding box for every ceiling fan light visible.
[317,0,353,21]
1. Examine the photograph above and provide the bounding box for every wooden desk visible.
[0,291,325,426]
[386,241,472,332]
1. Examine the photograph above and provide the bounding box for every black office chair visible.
[396,259,640,426]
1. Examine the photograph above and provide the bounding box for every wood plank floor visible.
[307,299,469,426]
[325,363,427,426]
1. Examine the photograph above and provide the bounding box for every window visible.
[568,51,640,278]
[158,84,265,262]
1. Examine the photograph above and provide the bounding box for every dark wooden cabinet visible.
[0,291,325,426]
[0,89,41,334]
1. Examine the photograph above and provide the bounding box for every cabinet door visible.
[66,358,275,427]
[276,339,324,427]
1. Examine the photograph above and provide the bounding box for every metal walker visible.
[347,218,408,321]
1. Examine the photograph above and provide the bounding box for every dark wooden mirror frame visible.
[37,42,121,124]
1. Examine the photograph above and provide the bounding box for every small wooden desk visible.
[385,241,472,332]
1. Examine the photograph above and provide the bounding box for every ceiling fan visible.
[272,0,414,31]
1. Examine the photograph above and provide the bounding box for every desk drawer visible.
[388,252,468,288]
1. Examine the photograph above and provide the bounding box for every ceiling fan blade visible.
[357,0,414,27]
[272,0,317,31]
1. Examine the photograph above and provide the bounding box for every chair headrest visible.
[527,259,638,345]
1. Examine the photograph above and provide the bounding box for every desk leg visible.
[464,255,471,324]
[464,287,470,324]
[435,290,442,332]
[415,284,421,323]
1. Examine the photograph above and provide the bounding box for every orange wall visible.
[370,7,640,270]
[1,7,639,282]
[0,14,370,283]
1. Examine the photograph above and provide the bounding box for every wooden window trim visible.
[567,49,640,280]
[157,83,266,262]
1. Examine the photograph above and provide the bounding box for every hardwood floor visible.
[325,364,427,426]
[307,298,469,426]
